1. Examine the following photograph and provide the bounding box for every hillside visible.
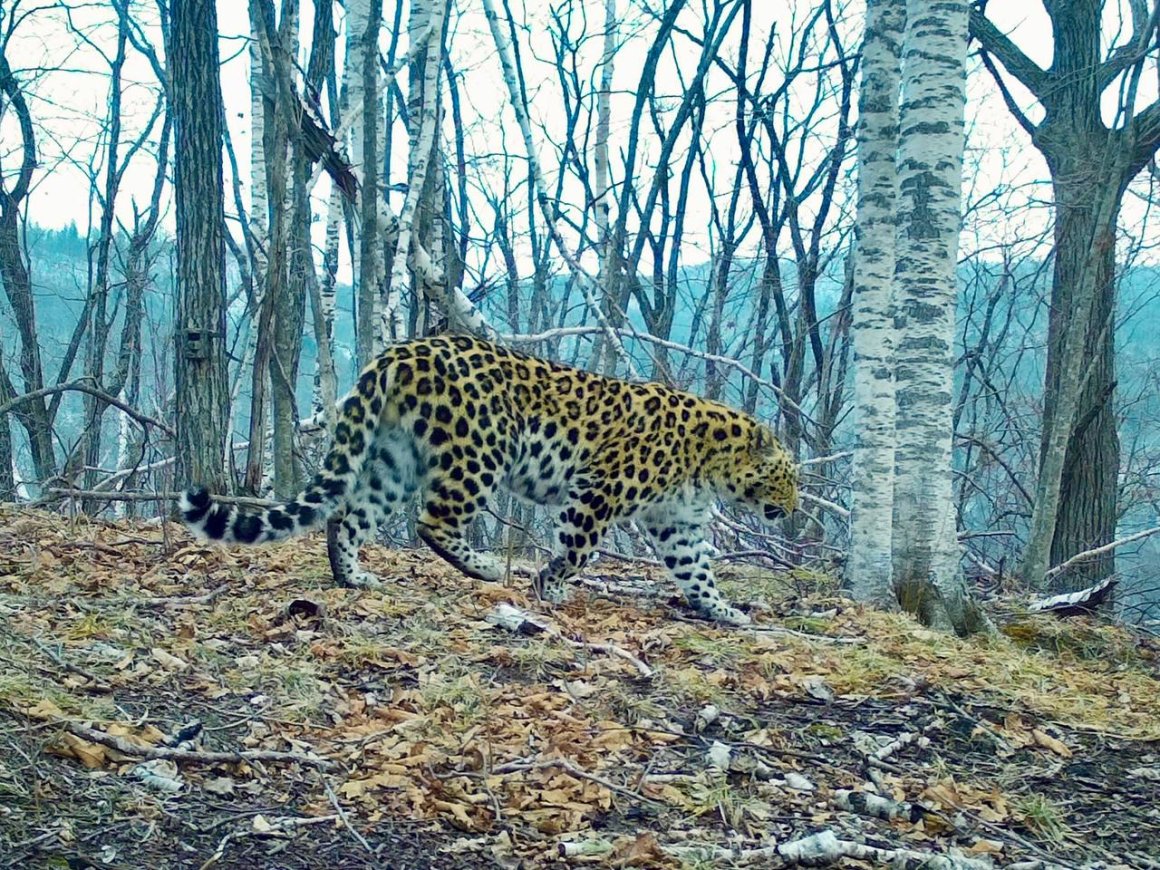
[1,507,1158,868]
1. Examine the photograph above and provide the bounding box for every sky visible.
[1,0,1158,283]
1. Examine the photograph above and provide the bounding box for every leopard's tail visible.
[179,363,386,545]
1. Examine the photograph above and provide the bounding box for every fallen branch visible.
[61,721,336,771]
[869,731,930,761]
[1029,576,1118,617]
[486,603,653,678]
[136,584,231,607]
[29,636,111,691]
[775,830,994,868]
[492,754,664,807]
[665,842,782,864]
[833,788,922,822]
[47,489,276,509]
[562,635,654,678]
[752,624,864,645]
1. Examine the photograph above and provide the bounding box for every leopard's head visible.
[724,423,799,523]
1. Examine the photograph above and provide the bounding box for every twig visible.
[492,755,665,807]
[135,585,230,607]
[0,830,60,869]
[60,721,337,770]
[559,635,654,679]
[0,379,173,436]
[932,692,1015,755]
[29,636,110,690]
[486,603,654,678]
[968,814,1081,870]
[197,831,237,870]
[1044,525,1160,580]
[869,731,929,761]
[751,624,864,645]
[800,491,850,520]
[322,774,375,857]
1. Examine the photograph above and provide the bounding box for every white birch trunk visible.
[382,0,445,345]
[594,0,616,291]
[892,0,985,634]
[249,19,268,278]
[313,185,342,421]
[114,409,131,517]
[343,0,378,363]
[481,0,635,375]
[344,0,370,195]
[243,6,271,488]
[848,0,905,608]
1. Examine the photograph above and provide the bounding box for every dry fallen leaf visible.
[203,776,236,796]
[1031,728,1073,758]
[56,733,106,769]
[19,698,66,720]
[150,647,189,671]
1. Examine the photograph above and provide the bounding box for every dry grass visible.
[0,506,1158,868]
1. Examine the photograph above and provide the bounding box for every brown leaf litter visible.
[0,506,1158,869]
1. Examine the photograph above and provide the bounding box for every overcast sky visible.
[3,0,1158,281]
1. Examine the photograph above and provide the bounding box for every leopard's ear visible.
[752,423,779,455]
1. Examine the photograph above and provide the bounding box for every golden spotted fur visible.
[180,335,798,624]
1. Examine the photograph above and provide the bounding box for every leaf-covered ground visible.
[1,506,1158,869]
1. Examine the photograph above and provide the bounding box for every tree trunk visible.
[356,0,383,363]
[268,1,303,499]
[0,358,16,499]
[1035,176,1121,589]
[384,0,445,342]
[970,0,1160,590]
[891,0,988,635]
[307,0,339,426]
[0,51,55,484]
[171,0,230,491]
[848,0,904,608]
[242,3,273,494]
[82,23,128,512]
[593,0,616,362]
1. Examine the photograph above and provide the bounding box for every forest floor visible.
[0,506,1158,869]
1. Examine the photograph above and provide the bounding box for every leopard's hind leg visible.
[327,432,419,587]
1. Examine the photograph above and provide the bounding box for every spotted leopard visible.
[179,335,798,625]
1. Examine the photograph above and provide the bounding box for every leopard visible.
[179,334,798,625]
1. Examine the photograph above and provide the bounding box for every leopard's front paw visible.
[716,605,751,626]
[694,598,751,626]
[533,569,570,605]
[342,569,385,590]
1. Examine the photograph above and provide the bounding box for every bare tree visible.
[356,0,383,363]
[971,1,1160,589]
[0,42,56,485]
[171,0,230,490]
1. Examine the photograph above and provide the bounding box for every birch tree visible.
[890,0,986,633]
[848,0,904,608]
[383,0,445,343]
[356,0,383,363]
